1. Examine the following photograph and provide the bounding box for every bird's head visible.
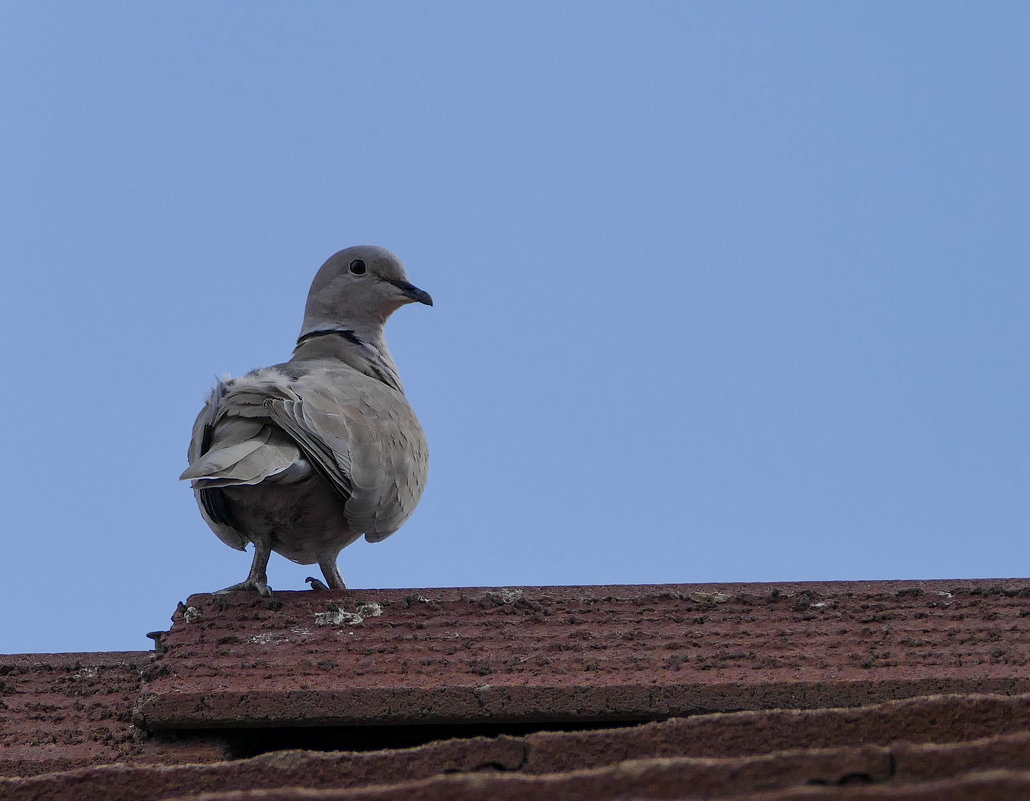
[300,245,432,337]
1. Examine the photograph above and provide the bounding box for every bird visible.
[180,245,431,596]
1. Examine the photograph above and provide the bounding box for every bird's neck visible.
[291,327,405,394]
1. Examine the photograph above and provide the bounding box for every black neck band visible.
[295,329,362,348]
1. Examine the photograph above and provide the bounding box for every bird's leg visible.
[306,549,347,591]
[219,537,273,597]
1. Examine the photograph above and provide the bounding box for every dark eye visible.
[349,259,366,275]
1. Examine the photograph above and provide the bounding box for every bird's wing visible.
[181,371,305,549]
[182,370,303,486]
[267,364,428,541]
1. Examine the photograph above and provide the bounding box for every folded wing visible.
[181,363,427,546]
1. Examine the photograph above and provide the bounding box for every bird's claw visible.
[217,578,273,597]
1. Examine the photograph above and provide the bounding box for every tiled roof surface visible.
[0,651,226,778]
[3,580,1030,800]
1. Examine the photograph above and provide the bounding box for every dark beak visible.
[389,278,433,306]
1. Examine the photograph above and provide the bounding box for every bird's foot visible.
[217,578,273,597]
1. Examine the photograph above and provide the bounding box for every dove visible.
[180,245,431,596]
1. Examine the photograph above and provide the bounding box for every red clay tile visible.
[137,581,1030,729]
[146,763,1030,801]
[5,699,1030,799]
[6,696,1030,799]
[0,652,227,777]
[891,732,1030,782]
[34,746,888,801]
[522,692,1030,770]
[734,770,1030,800]
[0,737,526,801]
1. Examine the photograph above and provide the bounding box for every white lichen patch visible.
[355,602,382,618]
[315,604,365,626]
[250,632,284,645]
[687,591,729,604]
[480,588,523,605]
[183,606,202,623]
[314,600,384,627]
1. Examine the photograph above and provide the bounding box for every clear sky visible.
[2,3,1028,654]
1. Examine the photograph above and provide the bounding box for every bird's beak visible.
[390,279,433,306]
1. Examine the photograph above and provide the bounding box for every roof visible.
[3,579,1030,799]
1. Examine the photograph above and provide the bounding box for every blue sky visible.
[2,3,1028,653]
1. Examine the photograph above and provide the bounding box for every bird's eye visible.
[349,259,367,275]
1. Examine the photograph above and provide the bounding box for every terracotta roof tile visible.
[6,695,1030,800]
[521,692,1030,769]
[0,651,227,777]
[155,746,892,800]
[144,761,1030,801]
[138,581,1030,728]
[0,737,525,801]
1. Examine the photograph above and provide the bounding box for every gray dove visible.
[180,245,431,595]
